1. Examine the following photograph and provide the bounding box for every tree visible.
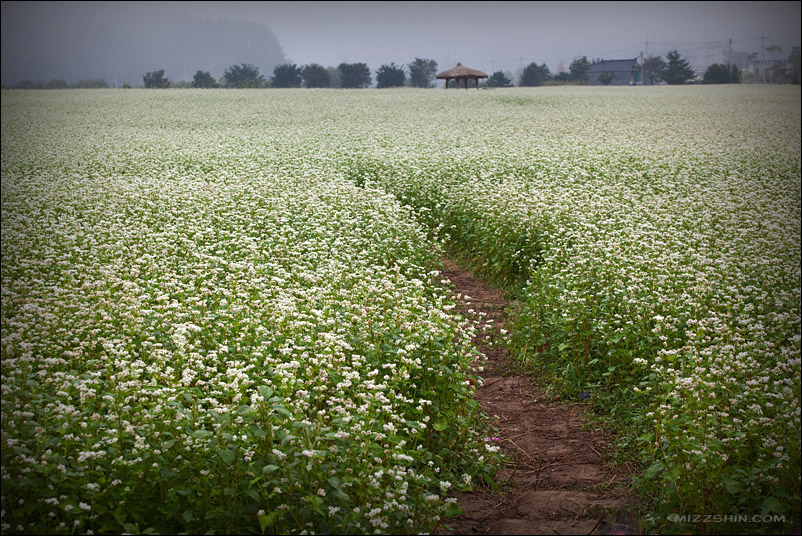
[301,64,331,88]
[569,56,590,83]
[376,63,406,88]
[46,79,68,89]
[408,58,438,88]
[597,71,616,85]
[72,78,109,89]
[338,63,372,88]
[642,55,666,85]
[791,46,801,84]
[728,64,742,84]
[13,80,44,89]
[519,62,551,86]
[766,45,783,59]
[552,71,572,83]
[486,70,513,87]
[192,70,217,88]
[222,63,264,88]
[663,50,695,85]
[702,63,741,84]
[271,64,303,88]
[143,69,170,88]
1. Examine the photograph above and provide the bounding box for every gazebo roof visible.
[436,63,488,79]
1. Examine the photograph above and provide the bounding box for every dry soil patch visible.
[437,259,636,535]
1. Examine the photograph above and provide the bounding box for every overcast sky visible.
[2,1,800,85]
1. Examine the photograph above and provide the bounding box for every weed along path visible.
[437,258,636,535]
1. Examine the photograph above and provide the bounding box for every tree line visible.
[157,51,698,89]
[8,47,800,89]
[493,50,730,87]
[138,58,440,89]
[9,78,113,90]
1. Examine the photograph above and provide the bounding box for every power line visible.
[646,35,798,46]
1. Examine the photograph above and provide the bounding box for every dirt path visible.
[437,259,637,535]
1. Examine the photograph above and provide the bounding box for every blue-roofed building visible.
[587,58,642,85]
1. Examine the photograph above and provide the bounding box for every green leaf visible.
[272,404,293,419]
[722,476,741,494]
[259,511,282,532]
[262,464,280,474]
[183,510,194,522]
[113,508,127,525]
[761,497,787,515]
[249,425,267,437]
[192,430,212,439]
[445,502,466,518]
[643,461,664,480]
[434,419,448,431]
[211,411,230,425]
[219,449,236,465]
[258,513,270,533]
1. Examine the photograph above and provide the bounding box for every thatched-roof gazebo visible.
[436,63,488,89]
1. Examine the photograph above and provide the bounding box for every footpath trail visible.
[437,259,637,535]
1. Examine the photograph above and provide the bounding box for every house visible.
[587,58,641,86]
[750,59,796,83]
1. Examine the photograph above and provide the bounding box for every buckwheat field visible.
[2,85,799,534]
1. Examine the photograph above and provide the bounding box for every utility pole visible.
[761,31,766,83]
[729,38,732,81]
[645,37,649,57]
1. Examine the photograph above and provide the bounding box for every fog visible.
[2,1,800,86]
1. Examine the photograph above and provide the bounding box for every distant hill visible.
[1,2,287,86]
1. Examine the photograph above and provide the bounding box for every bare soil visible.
[437,259,638,535]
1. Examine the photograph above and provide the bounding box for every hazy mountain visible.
[1,2,287,86]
